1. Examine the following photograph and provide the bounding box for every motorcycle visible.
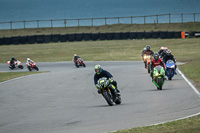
[72,58,86,68]
[7,60,24,70]
[26,62,39,71]
[152,65,166,90]
[165,60,175,80]
[145,55,152,73]
[96,77,121,106]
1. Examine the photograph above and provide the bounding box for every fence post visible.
[105,17,107,25]
[156,15,158,24]
[118,17,120,24]
[24,21,26,29]
[144,16,146,24]
[169,14,171,24]
[51,20,53,28]
[194,13,196,23]
[64,19,67,27]
[10,21,12,30]
[37,20,39,29]
[131,16,133,24]
[91,18,93,26]
[78,19,80,27]
[181,14,183,24]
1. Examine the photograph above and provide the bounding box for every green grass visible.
[112,114,200,133]
[0,22,200,37]
[0,71,46,82]
[0,38,200,63]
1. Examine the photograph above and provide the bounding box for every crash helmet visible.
[27,58,31,61]
[154,53,159,61]
[11,56,15,60]
[146,45,150,51]
[74,54,77,56]
[143,47,146,51]
[166,49,171,56]
[95,65,102,75]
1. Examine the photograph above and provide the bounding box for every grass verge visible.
[112,114,200,133]
[0,71,47,82]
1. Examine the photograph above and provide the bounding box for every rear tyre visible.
[34,66,39,71]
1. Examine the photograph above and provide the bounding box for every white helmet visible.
[74,54,77,56]
[27,58,30,61]
[143,47,146,51]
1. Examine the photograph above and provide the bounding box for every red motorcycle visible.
[26,62,39,71]
[72,58,86,68]
[7,60,24,70]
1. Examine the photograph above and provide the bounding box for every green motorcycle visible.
[152,65,166,90]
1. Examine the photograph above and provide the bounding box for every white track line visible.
[177,68,200,97]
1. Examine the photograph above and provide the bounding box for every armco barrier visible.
[20,36,28,44]
[68,34,76,42]
[83,33,91,41]
[60,34,68,42]
[0,38,3,45]
[145,32,152,39]
[36,35,44,43]
[167,31,174,39]
[75,34,83,41]
[44,35,51,43]
[99,33,106,40]
[114,33,121,40]
[130,32,137,39]
[4,37,12,45]
[106,33,114,40]
[0,31,194,45]
[152,32,160,38]
[160,31,167,39]
[51,34,60,42]
[12,36,20,44]
[174,32,181,38]
[91,33,99,41]
[137,32,145,39]
[121,32,130,39]
[28,36,36,44]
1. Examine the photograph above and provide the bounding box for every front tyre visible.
[115,96,122,105]
[18,65,24,69]
[103,91,114,106]
[27,66,32,71]
[168,69,172,80]
[83,63,86,67]
[157,78,163,90]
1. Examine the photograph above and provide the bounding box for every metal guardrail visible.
[0,13,199,30]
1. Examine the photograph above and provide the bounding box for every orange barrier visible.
[181,31,185,39]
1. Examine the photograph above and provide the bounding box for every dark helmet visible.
[154,53,159,61]
[166,49,171,56]
[11,56,15,60]
[146,45,150,51]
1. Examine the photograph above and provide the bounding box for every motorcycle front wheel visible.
[103,91,114,106]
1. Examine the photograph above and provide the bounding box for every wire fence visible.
[0,13,199,30]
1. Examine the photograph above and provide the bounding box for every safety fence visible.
[0,13,200,30]
[0,31,199,45]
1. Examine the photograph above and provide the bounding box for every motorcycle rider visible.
[141,47,147,56]
[10,56,17,68]
[143,45,154,68]
[94,65,120,96]
[162,49,177,75]
[26,58,34,65]
[150,53,166,79]
[158,47,168,56]
[73,54,80,65]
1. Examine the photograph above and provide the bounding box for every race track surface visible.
[0,61,200,133]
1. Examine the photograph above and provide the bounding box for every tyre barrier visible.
[0,31,198,45]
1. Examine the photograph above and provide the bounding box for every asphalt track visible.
[0,61,200,133]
